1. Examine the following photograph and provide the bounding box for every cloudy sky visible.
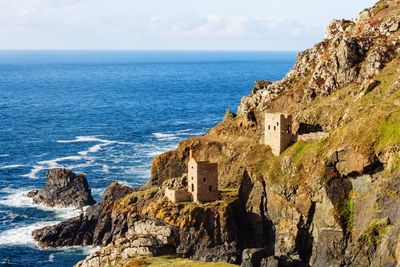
[0,0,376,50]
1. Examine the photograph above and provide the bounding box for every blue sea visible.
[0,51,296,266]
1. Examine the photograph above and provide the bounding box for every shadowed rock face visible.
[27,168,96,209]
[32,181,134,248]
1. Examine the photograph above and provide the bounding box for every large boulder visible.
[75,219,179,267]
[27,168,96,209]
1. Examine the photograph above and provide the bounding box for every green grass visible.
[341,198,354,232]
[254,139,326,191]
[359,218,390,246]
[120,255,238,267]
[372,2,389,15]
[377,117,400,150]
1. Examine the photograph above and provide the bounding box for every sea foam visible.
[0,188,81,220]
[0,164,27,170]
[0,221,59,246]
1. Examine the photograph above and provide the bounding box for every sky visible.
[0,0,377,51]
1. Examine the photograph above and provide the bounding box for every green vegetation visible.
[372,2,389,15]
[120,256,238,267]
[377,117,400,149]
[255,139,326,190]
[359,218,390,246]
[336,198,355,232]
[219,188,238,202]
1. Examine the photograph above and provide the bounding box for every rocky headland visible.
[31,1,400,266]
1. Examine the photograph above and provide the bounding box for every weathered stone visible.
[311,228,345,267]
[359,79,381,96]
[32,182,134,248]
[101,182,134,202]
[75,219,178,267]
[329,148,371,176]
[240,248,267,267]
[223,109,237,121]
[27,168,96,209]
[260,256,279,267]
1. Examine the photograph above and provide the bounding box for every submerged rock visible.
[27,168,96,209]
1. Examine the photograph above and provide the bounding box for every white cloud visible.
[147,13,319,39]
[0,0,325,50]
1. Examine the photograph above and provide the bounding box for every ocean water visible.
[0,51,296,266]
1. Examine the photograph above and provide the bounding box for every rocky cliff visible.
[32,1,400,266]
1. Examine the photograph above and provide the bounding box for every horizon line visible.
[0,49,300,53]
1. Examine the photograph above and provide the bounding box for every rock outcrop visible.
[238,0,400,114]
[32,182,134,247]
[27,168,95,209]
[75,219,178,267]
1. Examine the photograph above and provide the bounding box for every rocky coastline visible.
[31,1,400,266]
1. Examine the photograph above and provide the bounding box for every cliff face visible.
[33,1,400,266]
[150,1,400,266]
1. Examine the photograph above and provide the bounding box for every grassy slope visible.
[120,256,238,267]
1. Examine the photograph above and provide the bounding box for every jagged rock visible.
[223,109,237,122]
[380,17,400,36]
[324,19,354,40]
[251,80,272,95]
[75,219,178,267]
[311,229,345,266]
[27,168,95,209]
[359,45,393,81]
[306,37,364,98]
[240,248,267,267]
[328,148,371,176]
[32,182,134,248]
[361,79,381,93]
[260,257,279,267]
[388,75,400,94]
[101,182,134,202]
[358,79,381,98]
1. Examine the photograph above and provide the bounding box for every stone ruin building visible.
[264,113,294,156]
[165,150,219,203]
[264,112,329,156]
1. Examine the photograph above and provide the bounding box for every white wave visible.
[175,129,192,134]
[21,165,45,179]
[0,164,27,169]
[152,132,179,141]
[57,136,112,144]
[38,156,82,166]
[22,155,84,179]
[0,210,28,222]
[0,221,59,246]
[0,188,35,208]
[147,145,176,157]
[68,162,98,170]
[88,144,103,153]
[102,165,110,174]
[0,188,81,220]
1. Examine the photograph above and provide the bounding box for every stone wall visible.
[264,113,294,156]
[297,132,329,143]
[165,188,192,203]
[195,163,218,203]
